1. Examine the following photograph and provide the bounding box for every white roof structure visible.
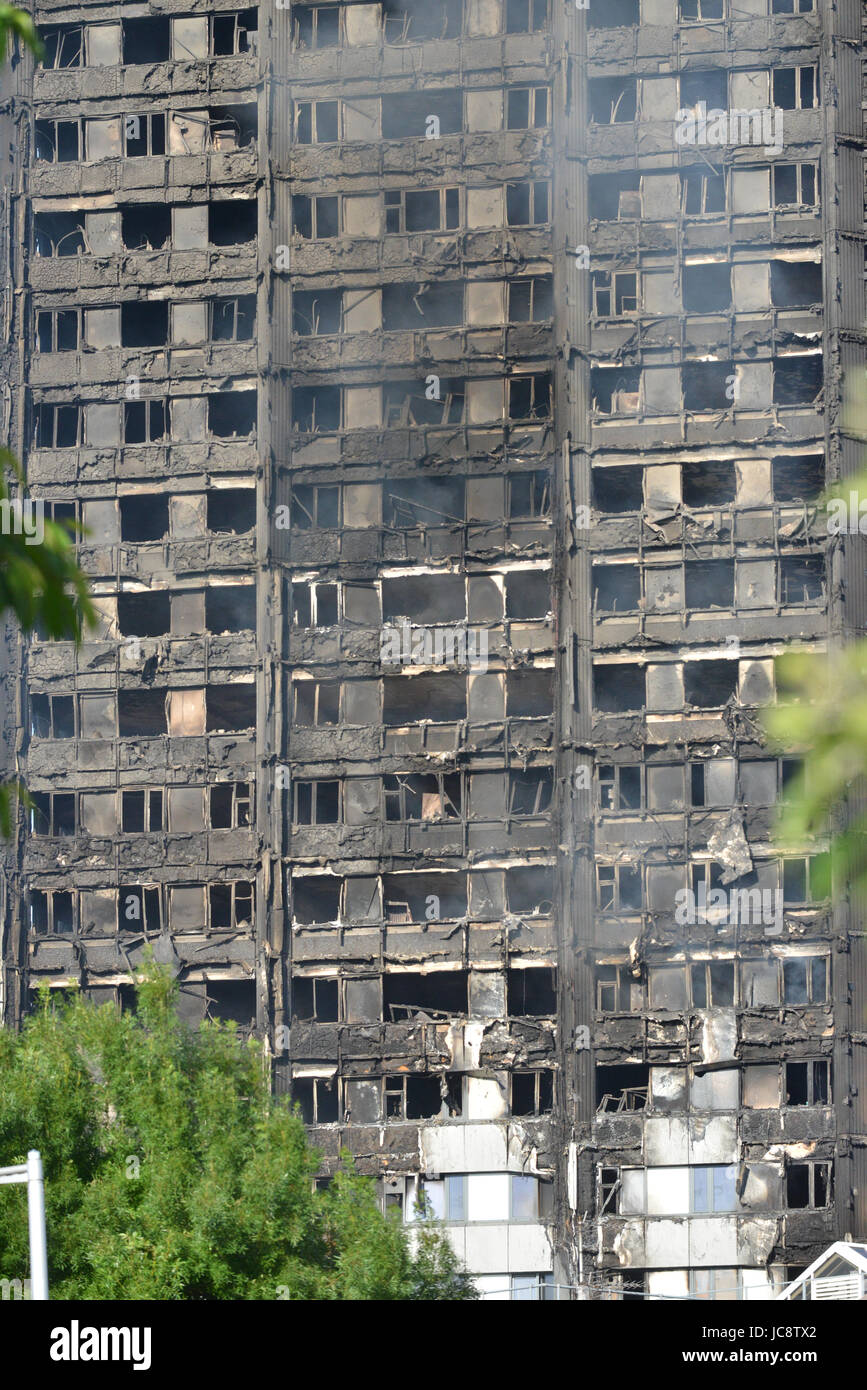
[776,1242,867,1300]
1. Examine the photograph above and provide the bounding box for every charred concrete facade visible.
[1,0,865,1300]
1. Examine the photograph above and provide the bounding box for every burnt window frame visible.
[28,888,76,936]
[592,270,638,319]
[293,779,342,825]
[123,112,166,157]
[506,85,550,130]
[383,771,463,823]
[596,863,643,912]
[35,308,82,353]
[28,791,76,837]
[771,162,820,209]
[208,880,254,930]
[34,118,82,163]
[293,98,341,144]
[595,963,641,1013]
[208,782,252,830]
[505,180,550,227]
[33,403,84,448]
[384,186,460,234]
[121,788,164,833]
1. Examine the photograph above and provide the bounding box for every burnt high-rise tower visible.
[1,0,865,1300]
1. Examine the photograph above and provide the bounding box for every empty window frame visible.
[680,0,723,17]
[293,290,342,336]
[208,104,258,149]
[209,783,251,829]
[596,864,642,911]
[682,460,736,506]
[291,581,339,626]
[28,889,74,935]
[506,181,550,226]
[121,790,164,832]
[383,379,464,427]
[35,119,82,162]
[210,295,256,342]
[597,764,642,811]
[593,564,640,613]
[771,0,814,11]
[382,280,463,330]
[209,881,253,929]
[209,200,258,246]
[117,885,161,933]
[294,680,340,726]
[122,301,168,348]
[384,772,462,821]
[593,663,645,711]
[770,259,822,307]
[684,559,735,610]
[124,113,166,157]
[782,953,829,1003]
[384,1074,442,1120]
[119,494,169,542]
[780,555,825,605]
[207,488,256,534]
[506,87,549,130]
[786,1161,832,1209]
[590,367,641,415]
[508,470,550,519]
[505,0,548,32]
[689,959,735,1007]
[122,17,170,63]
[773,66,818,111]
[209,391,257,437]
[782,853,832,904]
[124,400,167,444]
[508,277,553,324]
[683,262,731,313]
[292,195,340,239]
[382,0,462,42]
[30,693,75,739]
[772,455,824,502]
[42,24,84,67]
[293,780,341,825]
[507,967,557,1016]
[210,9,257,54]
[588,172,641,221]
[508,768,553,815]
[774,355,823,406]
[293,1076,339,1124]
[595,1064,648,1112]
[509,374,551,420]
[680,167,726,215]
[121,205,171,251]
[511,1070,554,1116]
[592,271,638,318]
[28,792,76,836]
[384,187,460,234]
[588,77,637,124]
[291,485,340,530]
[292,875,341,925]
[596,963,641,1012]
[785,1059,830,1107]
[683,659,739,707]
[36,309,80,353]
[33,404,83,448]
[294,100,340,144]
[593,466,643,513]
[34,212,86,257]
[772,163,819,208]
[293,4,341,48]
[292,386,340,432]
[292,976,340,1022]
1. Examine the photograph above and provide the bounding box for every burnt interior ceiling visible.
[0,0,864,1302]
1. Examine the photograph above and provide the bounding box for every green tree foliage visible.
[0,963,477,1300]
[0,3,42,59]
